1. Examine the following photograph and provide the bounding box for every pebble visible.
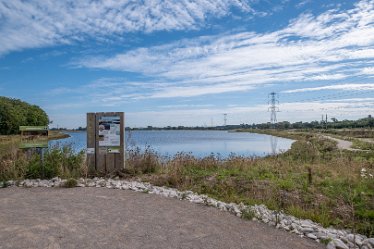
[5,177,373,249]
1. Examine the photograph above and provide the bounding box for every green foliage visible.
[0,181,9,188]
[62,178,78,188]
[241,208,255,220]
[0,145,84,180]
[276,178,295,191]
[320,238,332,245]
[126,146,160,174]
[352,140,374,150]
[44,145,85,178]
[0,96,49,135]
[243,115,374,130]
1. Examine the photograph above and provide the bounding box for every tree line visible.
[0,96,49,135]
[128,115,374,131]
[242,115,374,130]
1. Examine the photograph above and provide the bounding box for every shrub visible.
[1,145,84,180]
[126,146,160,174]
[241,208,255,220]
[62,178,77,188]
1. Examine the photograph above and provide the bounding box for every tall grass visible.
[124,133,374,237]
[0,144,85,181]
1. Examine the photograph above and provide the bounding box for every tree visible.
[0,96,49,135]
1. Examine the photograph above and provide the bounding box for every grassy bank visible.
[48,130,71,140]
[125,132,374,237]
[1,129,373,236]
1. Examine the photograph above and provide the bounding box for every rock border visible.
[3,178,374,249]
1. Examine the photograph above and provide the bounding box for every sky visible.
[0,0,373,128]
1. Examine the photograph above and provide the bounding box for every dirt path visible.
[0,187,322,249]
[321,135,370,151]
[322,135,354,150]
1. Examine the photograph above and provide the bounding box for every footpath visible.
[0,187,322,249]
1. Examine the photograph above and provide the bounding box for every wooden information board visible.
[86,112,125,175]
[19,126,48,149]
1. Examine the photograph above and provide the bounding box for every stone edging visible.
[3,177,374,249]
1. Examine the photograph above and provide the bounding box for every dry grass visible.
[125,133,374,237]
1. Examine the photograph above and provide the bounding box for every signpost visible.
[19,126,48,148]
[87,112,125,175]
[19,126,49,178]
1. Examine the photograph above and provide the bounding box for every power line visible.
[223,113,227,126]
[268,92,279,127]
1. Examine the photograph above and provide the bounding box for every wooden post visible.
[86,112,125,175]
[86,113,96,175]
[307,167,312,185]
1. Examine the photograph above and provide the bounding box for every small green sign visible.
[19,126,48,131]
[19,140,48,149]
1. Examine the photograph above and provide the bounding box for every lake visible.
[49,130,294,158]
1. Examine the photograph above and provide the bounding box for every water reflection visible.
[270,135,278,155]
[50,130,294,158]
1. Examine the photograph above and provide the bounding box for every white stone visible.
[333,239,349,249]
[307,233,317,240]
[11,177,374,249]
[367,238,374,246]
[301,227,314,233]
[327,241,336,249]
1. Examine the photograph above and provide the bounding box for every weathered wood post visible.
[86,112,125,175]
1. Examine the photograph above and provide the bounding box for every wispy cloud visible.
[0,0,252,55]
[77,0,374,99]
[124,97,374,126]
[282,83,374,93]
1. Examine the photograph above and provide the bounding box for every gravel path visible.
[321,135,367,151]
[0,187,323,249]
[322,135,354,150]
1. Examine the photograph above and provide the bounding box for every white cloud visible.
[0,0,252,55]
[282,83,374,93]
[77,0,374,99]
[361,67,374,75]
[123,97,374,127]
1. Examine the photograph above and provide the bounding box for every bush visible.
[62,178,78,188]
[0,145,85,180]
[126,146,160,174]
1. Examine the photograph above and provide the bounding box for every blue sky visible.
[0,0,373,128]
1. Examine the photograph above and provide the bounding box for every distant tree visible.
[0,96,49,135]
[368,115,373,128]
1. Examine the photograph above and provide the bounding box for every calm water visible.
[49,130,294,158]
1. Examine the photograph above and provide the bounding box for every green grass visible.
[352,139,374,150]
[125,131,374,237]
[62,178,78,188]
[0,144,85,181]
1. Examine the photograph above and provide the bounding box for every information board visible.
[19,126,48,149]
[98,116,121,147]
[86,112,125,174]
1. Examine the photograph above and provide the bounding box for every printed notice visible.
[98,116,121,147]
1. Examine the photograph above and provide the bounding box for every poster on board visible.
[98,116,121,147]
